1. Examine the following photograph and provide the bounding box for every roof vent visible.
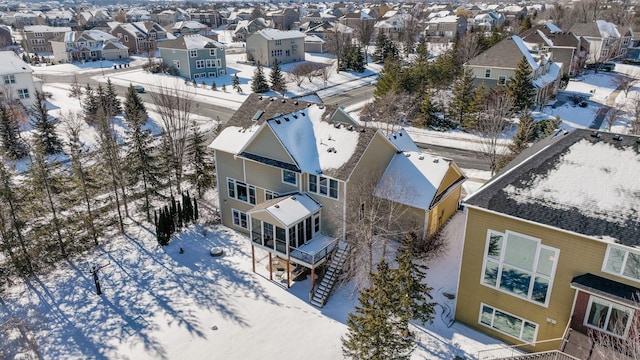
[319,105,324,109]
[275,119,281,124]
[281,99,286,103]
[292,114,298,119]
[393,135,397,139]
[591,131,601,138]
[399,132,403,136]
[433,158,439,163]
[284,117,290,121]
[348,125,354,131]
[252,110,265,121]
[270,97,274,101]
[274,204,279,208]
[294,101,299,105]
[258,96,263,100]
[334,123,341,129]
[418,155,424,160]
[405,153,411,157]
[613,135,623,141]
[301,112,305,116]
[360,128,366,133]
[291,196,296,200]
[327,147,336,153]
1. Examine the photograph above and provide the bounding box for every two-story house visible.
[171,20,208,36]
[23,25,71,54]
[570,20,632,63]
[50,29,129,63]
[233,18,269,42]
[456,129,640,358]
[520,24,589,77]
[210,94,465,301]
[109,21,168,55]
[246,29,305,66]
[465,35,562,107]
[157,34,226,80]
[425,14,467,42]
[0,51,42,107]
[268,8,300,31]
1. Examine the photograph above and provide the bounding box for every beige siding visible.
[244,159,299,194]
[303,173,345,237]
[456,207,619,352]
[427,187,461,237]
[437,166,464,194]
[244,124,295,165]
[466,65,515,81]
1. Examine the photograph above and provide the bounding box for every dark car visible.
[133,85,145,93]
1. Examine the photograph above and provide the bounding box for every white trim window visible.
[195,59,205,69]
[206,59,216,68]
[3,75,15,84]
[209,48,216,56]
[282,169,297,186]
[173,60,180,69]
[17,89,29,99]
[480,303,538,343]
[265,190,278,201]
[603,245,640,281]
[485,68,491,78]
[481,230,559,306]
[189,49,198,57]
[227,178,256,205]
[498,75,507,85]
[308,174,338,199]
[232,209,248,229]
[584,297,632,337]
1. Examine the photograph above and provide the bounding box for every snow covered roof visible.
[374,152,452,210]
[248,192,321,227]
[387,129,420,152]
[512,35,540,70]
[428,15,459,24]
[546,23,562,33]
[596,20,620,38]
[24,25,71,33]
[465,129,640,246]
[256,29,304,40]
[0,51,32,75]
[210,123,261,155]
[158,34,223,50]
[533,62,561,88]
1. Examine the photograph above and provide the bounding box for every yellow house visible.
[456,129,640,358]
[210,94,466,305]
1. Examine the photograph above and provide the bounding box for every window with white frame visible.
[603,245,640,281]
[275,39,282,45]
[485,68,491,78]
[480,303,538,343]
[3,75,15,84]
[189,49,198,57]
[206,59,216,68]
[623,37,630,45]
[498,75,507,85]
[17,89,29,99]
[124,35,129,42]
[232,209,248,229]
[481,230,559,306]
[209,48,216,56]
[308,174,338,199]
[196,59,205,69]
[585,297,632,337]
[173,60,180,69]
[282,170,297,186]
[601,48,609,58]
[227,178,256,205]
[265,190,278,201]
[34,32,43,37]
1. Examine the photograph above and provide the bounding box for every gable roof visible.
[466,35,537,69]
[0,51,32,75]
[248,192,321,227]
[157,34,223,50]
[254,28,305,40]
[465,129,640,247]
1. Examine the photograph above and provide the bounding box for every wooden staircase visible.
[310,242,350,307]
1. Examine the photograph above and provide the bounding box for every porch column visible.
[287,252,291,288]
[269,252,272,281]
[311,267,315,290]
[251,245,255,273]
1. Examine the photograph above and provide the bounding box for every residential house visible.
[456,129,640,358]
[126,9,151,22]
[23,25,71,54]
[171,20,208,36]
[570,21,632,63]
[110,21,168,55]
[233,18,269,42]
[373,12,417,40]
[189,10,222,28]
[425,14,467,42]
[50,29,128,63]
[43,9,75,27]
[520,24,589,77]
[6,11,44,29]
[76,9,112,28]
[338,11,376,45]
[246,29,305,66]
[151,9,177,25]
[0,50,42,107]
[157,34,226,80]
[268,8,299,30]
[467,12,504,33]
[210,94,465,298]
[304,34,325,53]
[465,35,562,107]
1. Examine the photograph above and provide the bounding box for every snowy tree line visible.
[0,80,217,287]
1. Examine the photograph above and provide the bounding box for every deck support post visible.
[269,252,272,281]
[311,267,315,291]
[251,245,255,273]
[287,252,291,288]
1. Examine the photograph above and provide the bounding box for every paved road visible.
[320,84,375,108]
[417,143,490,171]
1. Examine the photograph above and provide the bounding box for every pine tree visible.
[177,202,183,229]
[520,17,532,33]
[0,105,27,159]
[188,122,216,198]
[83,84,98,122]
[507,56,536,112]
[450,70,476,126]
[394,234,436,329]
[373,33,398,63]
[211,80,217,91]
[232,74,242,92]
[123,85,158,223]
[374,58,402,98]
[252,64,270,93]
[104,78,122,116]
[31,91,62,155]
[463,84,487,130]
[270,59,286,94]
[222,83,227,92]
[342,259,414,360]
[420,93,444,130]
[0,156,32,273]
[193,198,199,221]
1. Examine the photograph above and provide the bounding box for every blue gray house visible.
[158,34,226,80]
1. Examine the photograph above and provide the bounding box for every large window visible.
[603,245,640,281]
[282,169,297,186]
[481,230,559,306]
[17,89,29,99]
[195,59,205,69]
[485,68,491,78]
[3,75,15,84]
[585,297,632,337]
[308,174,338,199]
[189,49,198,57]
[227,178,256,205]
[480,303,538,343]
[232,209,248,229]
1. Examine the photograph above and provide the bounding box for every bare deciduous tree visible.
[355,20,375,63]
[605,107,623,132]
[588,295,640,360]
[632,95,640,135]
[319,60,335,88]
[455,32,483,65]
[360,91,418,136]
[475,88,515,176]
[150,84,194,194]
[615,74,635,98]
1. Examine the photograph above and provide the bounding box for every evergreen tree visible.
[342,259,414,360]
[222,83,227,92]
[194,198,199,221]
[188,122,216,198]
[31,91,62,155]
[520,17,532,33]
[251,64,270,93]
[123,85,158,223]
[415,37,429,59]
[394,234,436,329]
[211,80,217,91]
[373,33,399,63]
[450,70,476,126]
[463,84,487,130]
[420,93,445,130]
[374,59,402,98]
[0,156,32,273]
[270,59,286,94]
[104,78,122,116]
[232,74,242,92]
[177,202,183,229]
[0,105,27,159]
[82,84,98,122]
[507,56,536,112]
[509,112,536,154]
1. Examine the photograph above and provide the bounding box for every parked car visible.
[133,85,145,93]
